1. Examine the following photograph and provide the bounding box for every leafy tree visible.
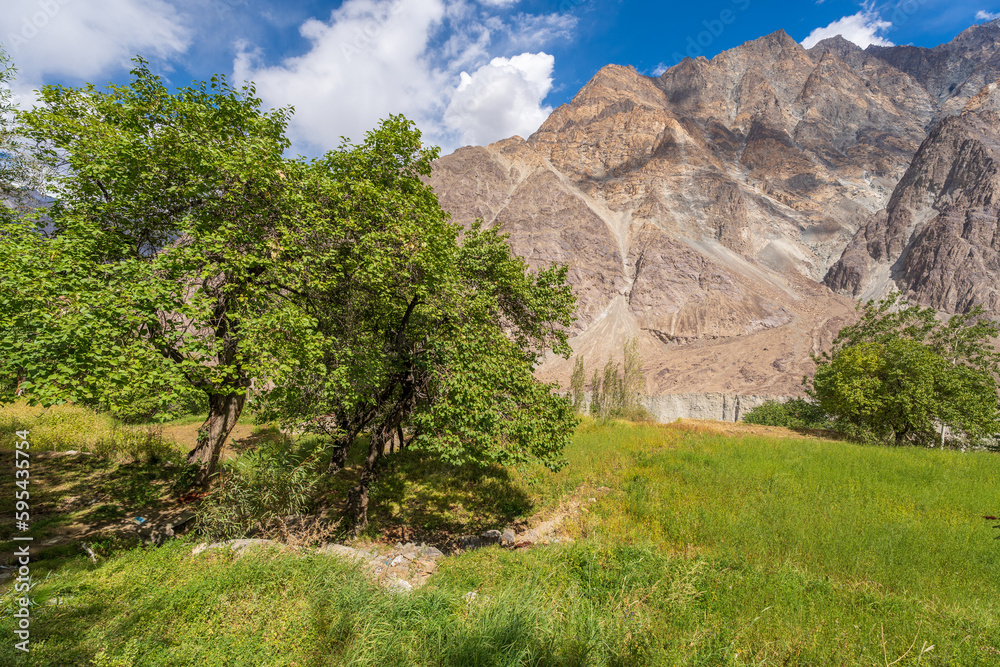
[0,60,298,484]
[255,117,578,529]
[570,355,586,414]
[589,337,649,421]
[808,293,1000,446]
[0,62,579,527]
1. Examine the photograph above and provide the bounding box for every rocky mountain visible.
[866,19,1000,119]
[825,92,1000,314]
[429,22,1000,402]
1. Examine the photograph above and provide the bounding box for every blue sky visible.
[2,0,998,155]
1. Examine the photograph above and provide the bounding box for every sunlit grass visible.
[1,413,999,665]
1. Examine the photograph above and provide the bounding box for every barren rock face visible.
[826,106,1000,315]
[866,19,1000,119]
[429,22,1000,396]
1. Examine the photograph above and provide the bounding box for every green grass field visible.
[1,408,999,665]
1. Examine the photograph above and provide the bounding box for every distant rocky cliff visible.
[429,21,1000,409]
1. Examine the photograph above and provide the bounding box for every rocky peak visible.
[866,20,1000,116]
[430,22,1000,398]
[825,103,1000,313]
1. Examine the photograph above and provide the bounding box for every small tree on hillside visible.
[589,337,649,420]
[809,293,1000,446]
[570,355,586,414]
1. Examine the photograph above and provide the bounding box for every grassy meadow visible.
[1,405,999,665]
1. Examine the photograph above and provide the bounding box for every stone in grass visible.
[317,544,367,561]
[480,530,502,544]
[419,545,445,559]
[192,539,279,556]
[501,529,516,546]
[388,578,413,594]
[458,535,482,550]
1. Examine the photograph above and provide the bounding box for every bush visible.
[195,437,330,541]
[742,398,832,429]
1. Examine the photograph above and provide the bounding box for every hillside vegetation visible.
[2,408,998,666]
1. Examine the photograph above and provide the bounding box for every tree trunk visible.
[346,431,384,535]
[327,431,356,473]
[346,391,416,531]
[187,391,246,487]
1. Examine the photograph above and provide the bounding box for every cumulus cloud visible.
[1,0,190,101]
[234,0,451,153]
[444,52,554,146]
[977,10,1000,21]
[233,0,569,154]
[801,8,894,49]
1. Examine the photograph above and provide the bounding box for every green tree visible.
[588,337,648,420]
[255,117,578,529]
[0,60,298,485]
[809,293,1000,446]
[570,355,586,414]
[0,63,579,527]
[589,367,602,417]
[0,47,38,216]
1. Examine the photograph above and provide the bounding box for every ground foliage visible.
[3,418,999,666]
[741,398,833,430]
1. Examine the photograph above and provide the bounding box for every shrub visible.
[742,398,832,429]
[590,338,652,422]
[195,437,330,541]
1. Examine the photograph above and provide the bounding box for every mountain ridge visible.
[429,21,1000,398]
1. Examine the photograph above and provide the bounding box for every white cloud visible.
[801,8,894,49]
[234,0,570,154]
[1,0,190,100]
[235,0,451,153]
[444,52,553,146]
[976,10,1000,21]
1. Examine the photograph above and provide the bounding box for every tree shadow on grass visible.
[361,448,534,547]
[0,449,186,562]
